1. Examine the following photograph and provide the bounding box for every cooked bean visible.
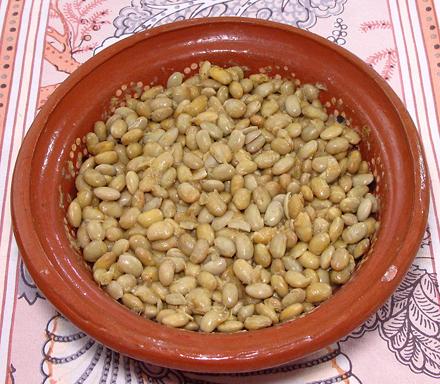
[305,282,332,303]
[245,283,273,299]
[280,303,304,322]
[244,315,272,330]
[214,236,236,258]
[72,64,378,332]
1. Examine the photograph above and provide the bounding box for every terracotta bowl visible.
[11,18,429,373]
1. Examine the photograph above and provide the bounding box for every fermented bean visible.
[67,201,82,228]
[217,320,244,332]
[159,259,175,286]
[254,82,273,97]
[297,140,318,160]
[289,242,308,259]
[244,315,272,330]
[285,94,301,117]
[209,66,232,85]
[310,177,330,200]
[222,283,239,308]
[282,288,306,307]
[342,222,368,244]
[232,259,253,284]
[235,233,254,260]
[245,283,273,299]
[105,281,123,300]
[196,223,214,245]
[122,293,144,312]
[306,282,332,303]
[280,303,304,322]
[215,236,236,257]
[202,257,227,275]
[186,288,211,315]
[244,204,264,231]
[253,186,271,213]
[302,105,327,121]
[190,239,210,264]
[93,187,120,201]
[117,253,143,277]
[206,191,227,216]
[224,99,246,118]
[357,198,373,221]
[269,232,287,259]
[285,270,311,288]
[340,197,361,213]
[350,169,374,184]
[83,240,107,262]
[83,169,107,187]
[227,130,245,152]
[353,238,370,259]
[264,201,283,227]
[256,303,278,324]
[210,164,235,181]
[348,186,369,199]
[177,182,200,203]
[320,245,335,269]
[162,312,189,328]
[197,271,217,291]
[183,151,204,170]
[308,233,330,255]
[200,309,229,332]
[272,156,294,175]
[236,159,257,175]
[320,124,342,140]
[232,188,251,210]
[237,304,255,322]
[254,243,272,268]
[298,251,320,269]
[86,220,105,241]
[271,275,289,297]
[331,248,350,271]
[146,221,174,241]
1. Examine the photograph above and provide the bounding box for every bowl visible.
[11,17,429,373]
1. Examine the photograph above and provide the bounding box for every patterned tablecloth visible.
[0,1,439,383]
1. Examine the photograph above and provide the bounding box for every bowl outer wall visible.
[11,17,430,373]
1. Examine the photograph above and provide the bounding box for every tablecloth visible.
[0,1,439,383]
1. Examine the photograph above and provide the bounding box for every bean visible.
[245,283,273,299]
[177,182,200,204]
[162,312,190,328]
[235,233,254,260]
[67,201,82,228]
[200,309,229,332]
[285,94,301,117]
[285,270,311,288]
[280,303,304,322]
[342,222,368,244]
[122,293,144,312]
[217,320,244,332]
[269,232,287,259]
[222,283,239,308]
[331,248,350,271]
[159,259,175,286]
[305,282,332,303]
[214,236,236,258]
[264,201,284,227]
[146,221,174,241]
[244,315,272,330]
[357,198,373,221]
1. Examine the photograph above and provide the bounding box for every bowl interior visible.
[18,19,425,372]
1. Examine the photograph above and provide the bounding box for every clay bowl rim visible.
[11,17,429,373]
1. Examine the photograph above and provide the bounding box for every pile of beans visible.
[67,62,379,332]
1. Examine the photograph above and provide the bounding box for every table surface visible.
[1,1,439,383]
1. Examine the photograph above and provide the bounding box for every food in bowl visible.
[66,61,379,332]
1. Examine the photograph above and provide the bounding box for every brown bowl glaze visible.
[11,18,429,373]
